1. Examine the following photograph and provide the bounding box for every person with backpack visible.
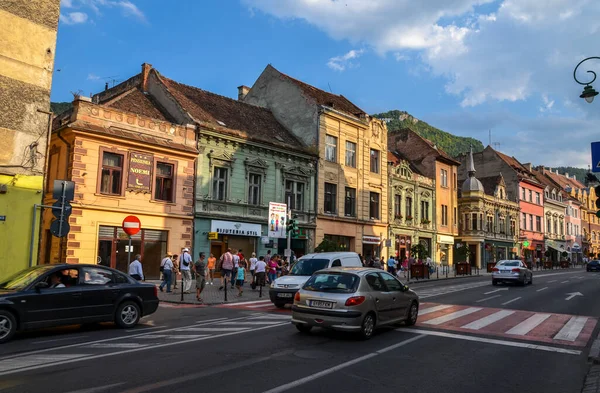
[159,253,174,293]
[180,248,193,294]
[253,256,267,290]
[219,248,234,290]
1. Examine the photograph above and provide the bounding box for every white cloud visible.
[539,94,555,113]
[61,0,74,8]
[327,49,364,71]
[60,0,146,23]
[59,12,88,25]
[87,73,101,80]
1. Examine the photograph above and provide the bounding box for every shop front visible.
[546,239,567,263]
[205,219,262,260]
[394,234,413,260]
[437,234,454,266]
[362,235,382,261]
[483,241,516,267]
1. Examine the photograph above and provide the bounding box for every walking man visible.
[193,252,207,302]
[171,254,179,290]
[159,253,174,292]
[387,255,396,276]
[128,254,144,281]
[231,249,240,289]
[219,248,234,290]
[180,248,193,294]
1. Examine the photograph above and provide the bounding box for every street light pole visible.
[573,57,600,103]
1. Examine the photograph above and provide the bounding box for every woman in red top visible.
[267,256,278,284]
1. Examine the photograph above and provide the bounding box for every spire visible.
[467,144,476,177]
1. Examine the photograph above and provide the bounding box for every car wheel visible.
[492,279,498,286]
[405,302,418,326]
[115,301,141,329]
[295,324,312,334]
[359,313,376,340]
[0,310,17,344]
[274,302,286,309]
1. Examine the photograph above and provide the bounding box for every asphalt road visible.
[0,268,597,393]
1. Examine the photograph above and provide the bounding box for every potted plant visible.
[455,243,472,275]
[421,219,431,225]
[409,243,429,279]
[406,215,413,221]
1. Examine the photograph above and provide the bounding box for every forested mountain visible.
[50,102,72,115]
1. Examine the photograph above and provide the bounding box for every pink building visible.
[564,197,583,262]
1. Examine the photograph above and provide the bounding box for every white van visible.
[268,252,363,308]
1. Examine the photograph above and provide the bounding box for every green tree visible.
[410,243,428,261]
[315,238,341,252]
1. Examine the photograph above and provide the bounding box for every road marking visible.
[461,310,515,330]
[418,305,454,315]
[0,354,88,373]
[565,292,584,301]
[249,314,291,320]
[397,328,581,355]
[260,335,426,393]
[561,281,569,283]
[476,295,501,303]
[0,322,288,377]
[88,343,148,349]
[176,327,248,332]
[501,297,521,306]
[423,307,482,325]
[554,316,589,341]
[536,287,548,292]
[248,303,279,308]
[193,318,229,324]
[548,280,557,283]
[484,288,509,295]
[221,299,272,307]
[217,321,284,325]
[62,382,127,393]
[31,335,89,345]
[125,325,166,333]
[506,314,551,335]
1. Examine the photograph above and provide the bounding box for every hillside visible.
[373,109,484,157]
[50,102,72,115]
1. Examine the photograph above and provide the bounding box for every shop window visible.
[100,152,123,195]
[370,149,380,173]
[248,173,261,206]
[325,135,337,162]
[394,195,402,218]
[155,162,174,202]
[345,141,356,168]
[345,187,356,217]
[213,167,228,201]
[285,180,304,211]
[369,192,380,220]
[324,183,337,214]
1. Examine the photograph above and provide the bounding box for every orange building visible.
[41,91,197,278]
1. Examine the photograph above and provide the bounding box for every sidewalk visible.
[150,279,272,305]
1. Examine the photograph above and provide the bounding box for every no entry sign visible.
[122,215,141,236]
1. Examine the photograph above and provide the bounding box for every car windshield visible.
[303,273,359,293]
[290,258,330,276]
[0,266,54,290]
[498,261,520,267]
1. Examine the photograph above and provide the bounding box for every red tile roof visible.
[494,149,529,173]
[544,169,586,190]
[478,175,503,197]
[389,128,460,166]
[105,88,171,122]
[272,65,367,119]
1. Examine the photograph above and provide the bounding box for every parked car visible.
[587,260,600,272]
[291,267,419,339]
[269,252,363,308]
[491,260,533,286]
[0,264,159,343]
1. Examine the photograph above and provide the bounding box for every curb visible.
[406,274,484,285]
[589,334,600,364]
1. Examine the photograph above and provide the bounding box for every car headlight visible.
[270,282,276,288]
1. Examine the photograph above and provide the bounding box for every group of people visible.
[362,255,435,278]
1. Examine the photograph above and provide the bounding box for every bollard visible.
[224,277,228,302]
[180,275,184,302]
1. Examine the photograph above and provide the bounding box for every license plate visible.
[309,300,334,309]
[277,293,293,298]
[502,270,511,274]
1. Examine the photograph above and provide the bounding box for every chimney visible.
[105,82,108,91]
[237,85,250,101]
[141,63,153,92]
[565,172,569,178]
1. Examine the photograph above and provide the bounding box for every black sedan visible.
[0,264,159,343]
[587,260,600,272]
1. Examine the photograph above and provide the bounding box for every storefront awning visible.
[437,235,454,245]
[546,239,567,252]
[363,236,381,245]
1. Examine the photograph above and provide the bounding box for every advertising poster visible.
[268,202,287,238]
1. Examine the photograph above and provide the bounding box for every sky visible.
[52,0,600,169]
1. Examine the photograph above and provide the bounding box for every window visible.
[405,196,413,218]
[536,216,541,232]
[510,220,516,235]
[370,149,380,173]
[454,173,457,189]
[325,135,337,162]
[154,162,174,202]
[472,213,478,230]
[529,214,533,230]
[464,214,470,231]
[560,220,564,235]
[46,150,60,192]
[380,272,403,291]
[547,217,552,234]
[487,216,493,232]
[441,169,448,187]
[344,187,356,217]
[421,201,429,221]
[100,152,123,195]
[366,273,385,291]
[499,217,506,234]
[454,207,457,226]
[248,173,261,205]
[394,195,402,218]
[528,190,532,202]
[369,192,380,220]
[324,183,337,214]
[441,205,448,226]
[522,213,526,229]
[545,190,549,198]
[212,167,228,201]
[81,267,114,285]
[345,141,356,167]
[535,192,540,204]
[286,181,304,211]
[521,187,526,200]
[553,219,558,235]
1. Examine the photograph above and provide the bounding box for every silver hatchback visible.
[492,260,533,286]
[291,267,419,339]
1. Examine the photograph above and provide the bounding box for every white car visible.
[492,260,533,286]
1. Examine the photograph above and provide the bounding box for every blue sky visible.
[52,0,600,169]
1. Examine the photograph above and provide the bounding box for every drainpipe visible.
[313,109,321,252]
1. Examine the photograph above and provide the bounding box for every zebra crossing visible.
[217,299,291,312]
[415,302,596,347]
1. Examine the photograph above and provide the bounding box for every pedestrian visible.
[207,253,216,285]
[219,248,234,290]
[128,254,144,281]
[387,255,396,275]
[236,260,246,297]
[180,248,193,294]
[193,252,207,302]
[232,249,240,289]
[372,257,382,269]
[172,254,179,290]
[265,250,272,264]
[268,256,278,284]
[249,252,258,284]
[254,256,267,289]
[159,253,174,292]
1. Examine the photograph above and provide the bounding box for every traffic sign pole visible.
[127,235,132,270]
[122,216,142,271]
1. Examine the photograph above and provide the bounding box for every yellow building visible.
[0,1,61,279]
[41,72,197,278]
[389,129,460,265]
[243,65,389,259]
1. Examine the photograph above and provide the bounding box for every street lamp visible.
[574,57,600,103]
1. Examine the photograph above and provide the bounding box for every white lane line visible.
[177,327,249,332]
[418,305,454,316]
[506,314,551,335]
[125,325,167,333]
[536,287,549,292]
[397,328,581,355]
[501,297,522,306]
[476,295,501,303]
[462,310,515,330]
[193,318,229,324]
[217,321,284,325]
[248,314,291,320]
[31,335,89,345]
[553,316,589,342]
[561,281,570,283]
[0,322,289,377]
[221,300,272,307]
[261,335,425,393]
[423,307,482,325]
[88,343,149,349]
[548,280,557,283]
[0,354,88,372]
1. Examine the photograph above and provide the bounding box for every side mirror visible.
[35,282,49,292]
[402,285,409,292]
